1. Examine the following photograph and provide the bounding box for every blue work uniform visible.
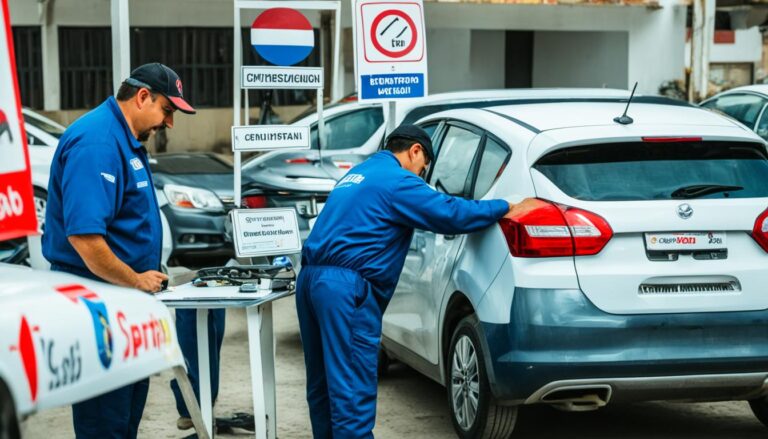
[42,96,162,439]
[297,150,509,438]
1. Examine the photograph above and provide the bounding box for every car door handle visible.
[444,235,456,240]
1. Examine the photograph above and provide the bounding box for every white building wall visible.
[9,0,686,103]
[532,31,629,89]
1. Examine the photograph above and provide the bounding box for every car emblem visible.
[677,203,693,220]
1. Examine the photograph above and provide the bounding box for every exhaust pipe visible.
[540,385,612,412]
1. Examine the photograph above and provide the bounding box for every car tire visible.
[0,380,20,439]
[749,397,768,428]
[447,315,517,439]
[33,187,46,232]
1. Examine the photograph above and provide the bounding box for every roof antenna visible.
[614,82,638,125]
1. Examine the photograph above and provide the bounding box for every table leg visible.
[196,308,213,437]
[247,304,276,439]
[172,365,210,439]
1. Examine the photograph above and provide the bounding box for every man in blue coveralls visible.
[297,125,534,438]
[43,63,195,438]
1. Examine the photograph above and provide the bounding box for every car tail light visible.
[498,199,613,257]
[242,195,267,208]
[751,208,768,252]
[642,137,702,143]
[285,157,311,164]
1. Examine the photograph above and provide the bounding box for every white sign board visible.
[231,125,311,151]
[241,66,323,89]
[353,0,428,102]
[231,208,302,257]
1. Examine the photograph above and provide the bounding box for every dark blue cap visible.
[385,125,434,162]
[124,63,196,114]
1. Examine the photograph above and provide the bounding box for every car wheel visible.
[749,397,768,428]
[33,188,46,232]
[0,380,20,439]
[447,315,517,439]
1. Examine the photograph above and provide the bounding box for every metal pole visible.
[110,0,130,92]
[387,101,396,134]
[331,3,341,102]
[234,1,243,207]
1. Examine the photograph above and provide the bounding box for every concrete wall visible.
[532,31,629,89]
[424,1,686,95]
[711,28,762,64]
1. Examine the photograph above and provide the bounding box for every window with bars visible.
[58,27,114,110]
[58,26,321,110]
[11,26,44,109]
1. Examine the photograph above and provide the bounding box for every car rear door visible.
[530,137,768,314]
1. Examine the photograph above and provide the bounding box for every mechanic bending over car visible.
[41,63,198,438]
[296,124,537,438]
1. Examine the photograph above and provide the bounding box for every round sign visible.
[369,9,418,59]
[251,8,315,66]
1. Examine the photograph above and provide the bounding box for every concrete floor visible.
[25,296,768,438]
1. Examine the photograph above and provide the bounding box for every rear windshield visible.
[150,154,232,175]
[534,141,768,201]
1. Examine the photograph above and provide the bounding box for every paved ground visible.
[26,296,768,438]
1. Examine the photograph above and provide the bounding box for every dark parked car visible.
[150,153,244,268]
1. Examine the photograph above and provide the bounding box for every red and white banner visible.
[0,0,37,240]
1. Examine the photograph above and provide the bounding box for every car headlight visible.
[163,184,224,212]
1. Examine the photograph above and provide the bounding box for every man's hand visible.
[135,270,169,293]
[68,234,166,293]
[505,198,543,219]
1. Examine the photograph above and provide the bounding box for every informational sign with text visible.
[353,0,428,102]
[231,125,311,151]
[241,66,323,89]
[231,208,302,257]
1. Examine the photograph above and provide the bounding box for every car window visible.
[310,107,384,150]
[429,125,482,196]
[473,138,510,199]
[704,94,767,127]
[535,141,768,201]
[23,113,65,139]
[755,105,768,140]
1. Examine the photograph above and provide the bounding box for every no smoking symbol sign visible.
[371,10,416,58]
[361,2,424,63]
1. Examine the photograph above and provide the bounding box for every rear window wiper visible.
[671,184,744,199]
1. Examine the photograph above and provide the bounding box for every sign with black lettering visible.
[241,66,323,89]
[231,208,302,257]
[353,0,428,102]
[231,125,311,151]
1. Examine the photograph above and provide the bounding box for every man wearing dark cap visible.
[43,63,195,438]
[295,125,535,438]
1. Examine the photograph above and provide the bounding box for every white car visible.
[380,91,768,438]
[700,84,768,141]
[0,263,187,437]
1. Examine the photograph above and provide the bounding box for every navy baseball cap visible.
[124,63,196,114]
[385,125,434,162]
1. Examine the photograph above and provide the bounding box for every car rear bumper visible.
[480,287,768,404]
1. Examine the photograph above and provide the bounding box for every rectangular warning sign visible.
[241,66,323,89]
[231,125,311,151]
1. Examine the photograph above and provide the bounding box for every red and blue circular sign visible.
[251,8,315,66]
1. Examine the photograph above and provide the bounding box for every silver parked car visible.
[380,89,768,438]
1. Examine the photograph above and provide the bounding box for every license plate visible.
[644,232,726,251]
[308,203,326,230]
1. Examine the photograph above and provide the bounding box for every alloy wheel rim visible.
[34,195,45,231]
[451,335,480,431]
